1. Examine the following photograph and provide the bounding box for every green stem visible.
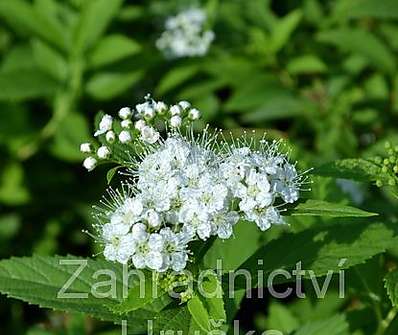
[376,308,397,335]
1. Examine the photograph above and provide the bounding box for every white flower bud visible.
[155,101,167,114]
[105,130,116,143]
[135,119,146,131]
[170,104,181,116]
[143,107,155,119]
[94,114,113,136]
[80,142,92,153]
[140,126,160,144]
[188,108,201,120]
[97,146,111,159]
[178,100,191,110]
[119,130,132,144]
[118,107,132,120]
[121,119,132,128]
[170,115,182,128]
[83,157,97,171]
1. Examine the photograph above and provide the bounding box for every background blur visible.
[1,0,398,334]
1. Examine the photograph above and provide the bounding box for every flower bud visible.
[106,130,116,143]
[135,119,146,131]
[170,105,181,116]
[118,107,132,120]
[83,157,97,171]
[155,101,168,114]
[178,100,191,110]
[121,119,132,129]
[170,115,182,128]
[94,114,113,136]
[80,142,92,153]
[119,130,132,144]
[97,146,111,159]
[188,108,201,120]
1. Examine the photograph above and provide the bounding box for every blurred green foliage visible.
[0,0,398,334]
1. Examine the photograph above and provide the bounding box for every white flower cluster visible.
[80,96,201,172]
[92,128,303,273]
[156,8,215,58]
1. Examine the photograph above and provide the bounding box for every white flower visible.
[170,115,182,128]
[136,102,155,119]
[106,131,116,143]
[119,130,132,144]
[273,164,299,203]
[140,126,160,144]
[80,142,92,153]
[102,225,135,264]
[160,228,189,272]
[188,108,201,120]
[211,211,239,239]
[83,157,97,171]
[97,146,111,159]
[94,114,113,136]
[119,107,132,120]
[246,206,283,231]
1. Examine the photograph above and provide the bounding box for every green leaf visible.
[1,44,36,72]
[270,10,302,53]
[109,274,170,314]
[317,28,396,74]
[0,68,59,101]
[343,0,398,19]
[0,162,30,205]
[86,71,143,100]
[287,199,378,217]
[385,270,398,307]
[73,0,124,54]
[266,302,299,333]
[88,34,141,68]
[106,166,120,184]
[157,64,200,95]
[32,39,68,81]
[188,295,210,332]
[229,221,398,290]
[287,55,327,74]
[201,274,226,322]
[312,158,387,183]
[294,314,349,335]
[50,112,90,162]
[0,0,66,50]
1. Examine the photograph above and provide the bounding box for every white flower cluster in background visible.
[87,104,304,272]
[156,8,215,58]
[80,95,201,172]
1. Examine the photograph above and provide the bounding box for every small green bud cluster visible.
[373,141,398,187]
[158,272,193,303]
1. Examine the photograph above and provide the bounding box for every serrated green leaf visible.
[188,295,210,332]
[86,71,143,100]
[317,28,396,74]
[288,199,378,217]
[312,158,387,183]
[294,314,349,335]
[0,68,59,101]
[385,270,398,307]
[229,221,398,290]
[109,274,170,314]
[88,34,141,68]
